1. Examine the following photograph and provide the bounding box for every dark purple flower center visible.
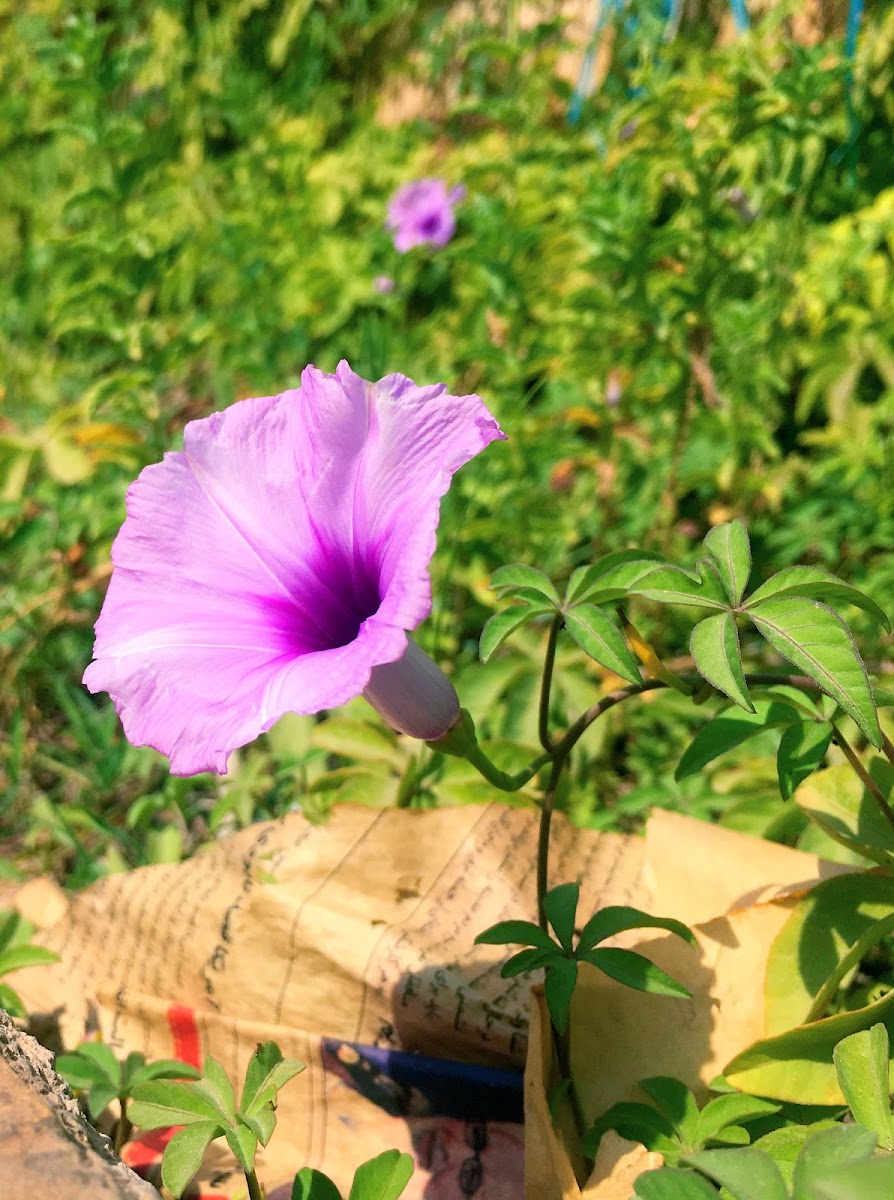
[284,544,384,655]
[420,213,443,237]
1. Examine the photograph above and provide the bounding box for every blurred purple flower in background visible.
[373,275,395,294]
[387,179,466,253]
[84,363,504,774]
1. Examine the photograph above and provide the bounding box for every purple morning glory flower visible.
[386,179,466,253]
[83,362,504,775]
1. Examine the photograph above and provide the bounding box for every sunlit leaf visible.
[704,521,752,605]
[745,567,890,632]
[564,605,641,684]
[747,598,881,747]
[690,612,753,712]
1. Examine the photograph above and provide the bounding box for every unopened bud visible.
[363,638,461,740]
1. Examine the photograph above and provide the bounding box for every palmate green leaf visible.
[55,1052,112,1093]
[686,1148,788,1200]
[129,1080,225,1129]
[544,956,578,1034]
[576,905,697,953]
[746,597,882,747]
[500,947,557,978]
[241,1103,277,1146]
[633,1168,720,1199]
[130,1058,202,1087]
[745,567,890,632]
[65,1041,121,1088]
[563,605,641,684]
[543,882,579,951]
[777,722,833,800]
[347,1148,414,1200]
[474,920,556,951]
[581,948,691,999]
[628,562,729,610]
[694,1093,781,1146]
[240,1041,305,1119]
[690,612,753,712]
[704,521,752,605]
[479,605,552,662]
[582,1100,678,1160]
[161,1121,221,1200]
[638,1076,700,1141]
[833,1024,894,1151]
[564,551,665,606]
[292,1167,343,1200]
[489,564,559,605]
[675,699,801,780]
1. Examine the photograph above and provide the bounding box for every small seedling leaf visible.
[161,1121,221,1199]
[129,1080,224,1129]
[686,1148,788,1200]
[500,947,557,978]
[474,921,556,951]
[224,1123,258,1172]
[292,1167,343,1200]
[544,957,578,1035]
[543,882,579,951]
[633,1168,721,1200]
[582,1101,677,1160]
[582,947,692,999]
[241,1041,305,1116]
[347,1148,415,1200]
[577,906,697,953]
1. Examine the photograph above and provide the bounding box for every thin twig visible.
[538,615,562,754]
[831,723,894,836]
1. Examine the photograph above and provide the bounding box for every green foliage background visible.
[1,0,893,884]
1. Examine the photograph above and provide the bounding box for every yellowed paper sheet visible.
[12,803,647,1198]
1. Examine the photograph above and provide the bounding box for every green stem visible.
[245,1166,264,1200]
[553,1020,588,1145]
[538,615,562,754]
[831,723,894,836]
[537,758,565,931]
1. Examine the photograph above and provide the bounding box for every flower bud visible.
[363,638,461,740]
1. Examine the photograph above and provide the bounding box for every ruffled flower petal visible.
[84,363,504,774]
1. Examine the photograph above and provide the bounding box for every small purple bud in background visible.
[605,368,624,407]
[386,179,466,253]
[374,275,395,294]
[619,119,639,142]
